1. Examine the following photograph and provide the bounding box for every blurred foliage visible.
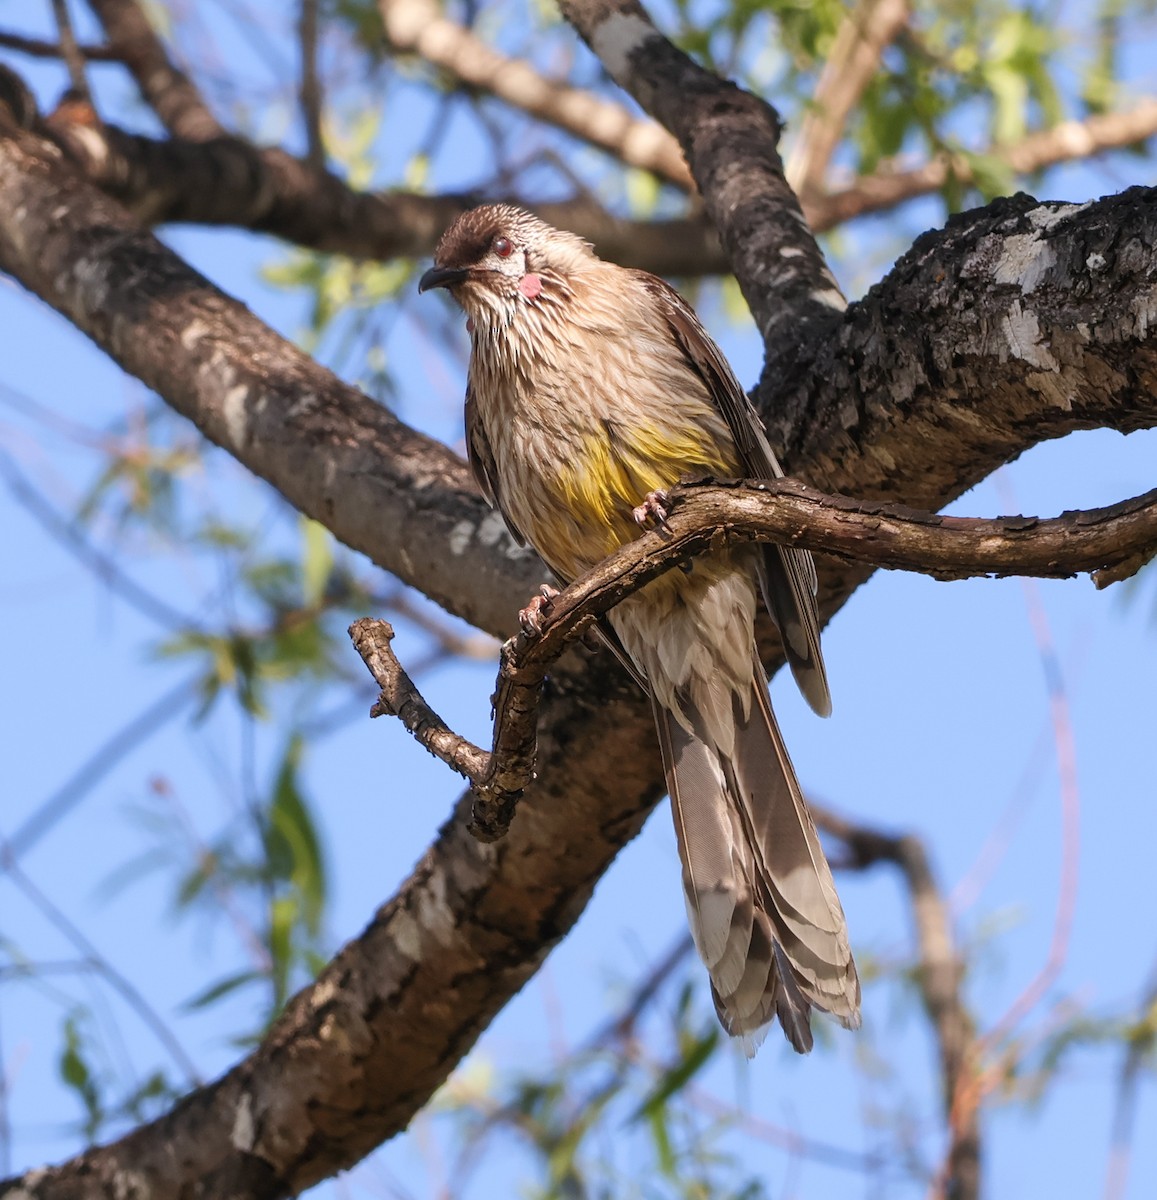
[433,975,778,1200]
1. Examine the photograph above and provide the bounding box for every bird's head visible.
[419,205,594,328]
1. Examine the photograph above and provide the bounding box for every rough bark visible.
[1,96,1156,1200]
[560,0,847,365]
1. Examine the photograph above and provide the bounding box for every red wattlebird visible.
[420,204,860,1053]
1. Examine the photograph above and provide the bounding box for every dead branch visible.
[351,478,1157,840]
[349,618,491,784]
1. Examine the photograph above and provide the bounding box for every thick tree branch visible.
[85,0,224,140]
[38,104,724,274]
[0,114,544,641]
[377,0,691,188]
[559,0,845,367]
[31,77,1157,280]
[762,189,1157,481]
[1,97,1155,1198]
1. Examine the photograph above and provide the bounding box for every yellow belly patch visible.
[540,421,735,573]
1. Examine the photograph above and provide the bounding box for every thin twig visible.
[349,617,491,780]
[0,840,201,1082]
[950,633,1090,914]
[940,477,1084,1161]
[51,0,97,111]
[933,480,1083,1197]
[583,933,694,1049]
[980,483,1083,1049]
[0,29,120,60]
[349,616,538,840]
[951,546,1081,1084]
[0,445,200,632]
[6,676,200,863]
[688,1084,888,1174]
[298,0,323,170]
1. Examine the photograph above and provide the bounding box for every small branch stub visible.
[348,617,546,840]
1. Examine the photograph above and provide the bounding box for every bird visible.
[419,204,860,1053]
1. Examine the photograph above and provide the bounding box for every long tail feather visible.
[757,545,831,718]
[653,668,860,1054]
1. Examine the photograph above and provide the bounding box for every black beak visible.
[418,264,469,293]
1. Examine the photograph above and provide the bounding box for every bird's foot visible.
[518,584,560,637]
[633,488,671,531]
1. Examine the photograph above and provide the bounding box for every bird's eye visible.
[493,236,513,258]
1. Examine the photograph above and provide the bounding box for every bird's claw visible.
[633,488,671,531]
[518,584,560,637]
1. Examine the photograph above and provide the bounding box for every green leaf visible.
[625,167,661,217]
[265,735,327,934]
[59,1012,103,1140]
[268,893,297,1009]
[122,1069,178,1120]
[647,1103,677,1178]
[300,517,334,607]
[630,1026,718,1122]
